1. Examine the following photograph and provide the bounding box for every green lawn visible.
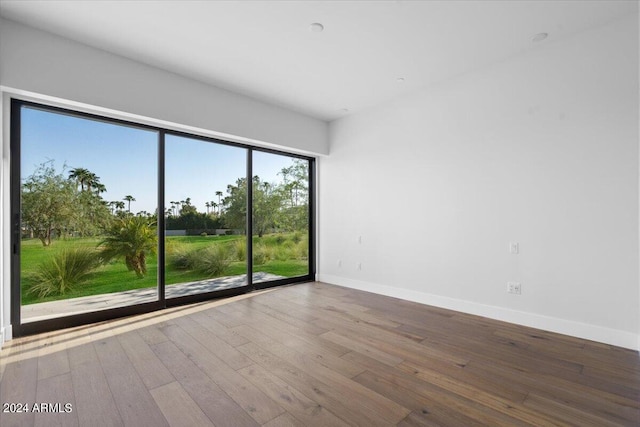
[20,234,309,305]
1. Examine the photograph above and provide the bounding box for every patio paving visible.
[21,272,284,322]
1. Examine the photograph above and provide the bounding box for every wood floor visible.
[1,282,638,427]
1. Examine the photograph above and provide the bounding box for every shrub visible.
[191,245,230,277]
[295,239,309,259]
[99,216,157,278]
[232,239,246,261]
[168,244,230,277]
[28,248,100,297]
[272,240,293,261]
[200,231,208,237]
[166,242,191,269]
[253,243,270,265]
[291,232,303,244]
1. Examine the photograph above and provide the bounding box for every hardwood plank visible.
[523,392,633,427]
[68,342,123,427]
[320,330,404,366]
[2,282,638,427]
[232,318,365,378]
[246,299,329,336]
[150,340,259,427]
[238,363,350,427]
[116,330,175,390]
[233,326,410,425]
[464,358,639,424]
[342,352,530,427]
[171,314,253,370]
[93,336,168,427]
[353,369,486,427]
[159,322,285,425]
[397,360,563,426]
[149,381,213,427]
[37,333,70,381]
[262,412,306,427]
[33,372,78,427]
[0,340,39,427]
[190,310,250,347]
[237,340,393,427]
[136,324,170,346]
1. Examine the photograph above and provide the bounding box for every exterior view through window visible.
[252,151,310,283]
[12,101,314,335]
[164,134,249,298]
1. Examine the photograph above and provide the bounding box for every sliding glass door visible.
[11,99,314,336]
[251,151,311,286]
[164,134,248,299]
[17,105,159,323]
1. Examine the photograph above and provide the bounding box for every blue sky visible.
[21,106,297,214]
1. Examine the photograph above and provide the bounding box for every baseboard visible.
[0,325,10,349]
[318,274,639,351]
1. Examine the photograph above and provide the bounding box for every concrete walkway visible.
[22,272,284,322]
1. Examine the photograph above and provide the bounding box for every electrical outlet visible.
[509,242,519,254]
[507,282,521,294]
[337,259,342,268]
[357,262,362,271]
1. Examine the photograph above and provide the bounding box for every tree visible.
[215,191,223,214]
[222,176,282,237]
[99,216,157,278]
[123,195,136,212]
[22,163,76,246]
[69,167,103,193]
[222,179,247,233]
[94,182,107,195]
[277,159,309,232]
[68,167,91,192]
[74,190,112,236]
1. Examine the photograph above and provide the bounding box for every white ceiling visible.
[0,1,636,122]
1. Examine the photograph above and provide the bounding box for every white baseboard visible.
[318,274,639,351]
[0,325,10,349]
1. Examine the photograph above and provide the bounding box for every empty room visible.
[0,1,639,426]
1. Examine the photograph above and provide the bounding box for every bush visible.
[253,243,270,265]
[191,245,230,276]
[291,232,303,244]
[200,231,208,237]
[232,239,246,261]
[28,248,100,297]
[166,242,191,269]
[168,244,230,277]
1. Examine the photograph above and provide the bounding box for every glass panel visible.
[252,151,310,284]
[165,135,248,297]
[19,106,159,322]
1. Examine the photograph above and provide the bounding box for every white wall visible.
[0,17,328,346]
[0,17,328,155]
[319,15,640,350]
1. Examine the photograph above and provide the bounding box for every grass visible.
[21,233,309,305]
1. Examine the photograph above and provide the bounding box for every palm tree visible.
[69,167,91,191]
[215,191,223,214]
[123,195,136,212]
[205,202,210,214]
[94,182,107,195]
[114,201,125,211]
[85,172,98,193]
[99,216,157,278]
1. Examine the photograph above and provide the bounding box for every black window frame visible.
[10,98,316,337]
